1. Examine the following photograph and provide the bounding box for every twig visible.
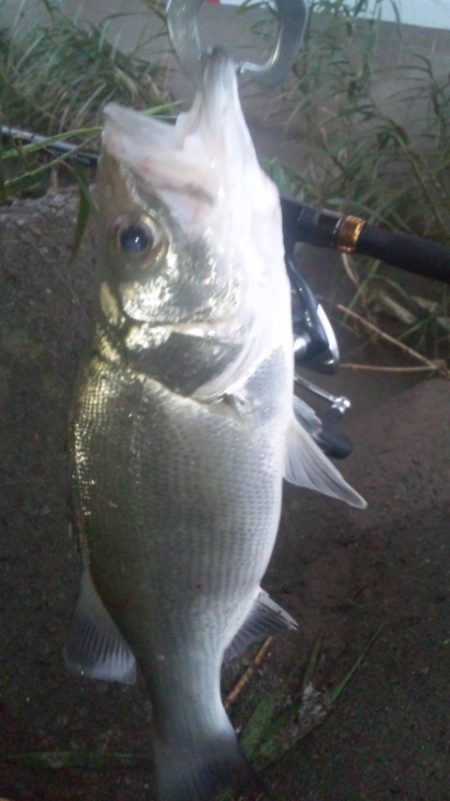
[224,638,274,710]
[336,303,448,376]
[340,363,440,373]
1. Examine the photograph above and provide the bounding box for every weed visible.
[0,0,172,202]
[283,1,449,362]
[0,628,384,798]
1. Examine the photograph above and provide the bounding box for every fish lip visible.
[201,47,236,98]
[102,103,173,141]
[102,48,237,140]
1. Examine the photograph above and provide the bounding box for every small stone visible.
[48,193,65,208]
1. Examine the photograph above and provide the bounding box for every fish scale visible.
[73,345,288,619]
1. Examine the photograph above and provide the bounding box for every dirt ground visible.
[1,173,449,801]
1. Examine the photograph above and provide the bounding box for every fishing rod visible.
[3,124,450,285]
[1,125,99,169]
[282,198,450,286]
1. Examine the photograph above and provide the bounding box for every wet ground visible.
[1,182,449,801]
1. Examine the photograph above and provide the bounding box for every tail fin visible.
[153,726,259,801]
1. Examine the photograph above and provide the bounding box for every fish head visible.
[96,49,289,396]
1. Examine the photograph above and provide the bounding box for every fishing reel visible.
[288,256,353,460]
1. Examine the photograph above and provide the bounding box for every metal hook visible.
[166,0,308,88]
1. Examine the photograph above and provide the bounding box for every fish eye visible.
[114,215,157,257]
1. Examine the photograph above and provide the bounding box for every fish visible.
[65,48,366,801]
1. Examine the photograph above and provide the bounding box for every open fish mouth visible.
[102,47,243,162]
[100,48,264,233]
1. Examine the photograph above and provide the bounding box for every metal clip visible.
[166,0,308,88]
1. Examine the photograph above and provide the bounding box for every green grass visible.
[0,0,169,135]
[280,0,449,363]
[0,0,173,202]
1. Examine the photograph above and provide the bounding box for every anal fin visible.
[225,589,298,661]
[64,569,137,684]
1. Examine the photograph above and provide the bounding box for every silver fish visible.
[65,49,365,801]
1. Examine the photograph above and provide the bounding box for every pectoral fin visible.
[285,415,367,509]
[225,590,298,661]
[64,569,137,684]
[293,395,322,436]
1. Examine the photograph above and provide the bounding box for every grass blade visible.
[70,163,96,258]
